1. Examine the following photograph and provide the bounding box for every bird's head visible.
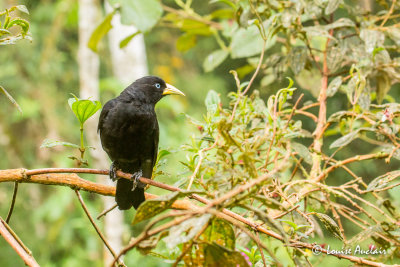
[122,76,185,104]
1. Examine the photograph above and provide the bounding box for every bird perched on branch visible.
[98,76,185,210]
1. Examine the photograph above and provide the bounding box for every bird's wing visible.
[97,99,116,134]
[152,122,160,168]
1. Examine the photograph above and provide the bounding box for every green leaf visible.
[203,219,235,250]
[0,29,11,36]
[329,127,374,149]
[231,23,274,58]
[0,85,22,113]
[325,0,342,15]
[181,19,212,36]
[329,130,358,149]
[68,97,102,126]
[203,49,229,72]
[205,90,221,115]
[176,33,197,52]
[40,139,80,149]
[210,0,236,9]
[314,213,344,241]
[119,31,141,48]
[120,0,163,32]
[164,214,212,249]
[366,171,400,192]
[325,18,354,30]
[16,5,29,14]
[291,142,312,165]
[88,11,114,52]
[204,242,250,267]
[360,29,385,54]
[132,191,182,225]
[376,71,391,104]
[137,232,168,255]
[289,47,307,75]
[156,149,171,162]
[327,76,342,97]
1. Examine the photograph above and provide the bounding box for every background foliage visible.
[1,0,400,266]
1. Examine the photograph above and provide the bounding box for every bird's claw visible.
[109,163,118,182]
[131,170,145,191]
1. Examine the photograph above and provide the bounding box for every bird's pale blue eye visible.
[155,83,161,89]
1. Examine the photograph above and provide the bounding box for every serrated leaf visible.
[69,98,102,126]
[40,139,80,149]
[0,85,22,113]
[120,0,162,32]
[176,33,197,52]
[291,142,312,164]
[133,191,182,225]
[203,49,229,72]
[325,0,342,15]
[327,76,342,97]
[88,12,114,52]
[119,31,141,48]
[204,242,250,267]
[164,214,212,249]
[314,213,343,241]
[376,71,391,104]
[203,219,235,250]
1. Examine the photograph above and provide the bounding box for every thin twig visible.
[6,182,19,223]
[229,38,267,122]
[97,204,118,220]
[74,190,124,267]
[380,0,396,27]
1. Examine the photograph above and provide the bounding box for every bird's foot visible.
[131,170,145,191]
[109,162,118,182]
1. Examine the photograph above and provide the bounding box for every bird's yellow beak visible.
[162,83,185,96]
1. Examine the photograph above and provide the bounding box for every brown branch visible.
[97,204,118,220]
[311,20,333,179]
[380,0,396,27]
[315,153,389,182]
[0,217,39,267]
[0,168,393,267]
[6,182,18,223]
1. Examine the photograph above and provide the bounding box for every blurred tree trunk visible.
[78,0,120,266]
[106,3,148,85]
[103,2,149,262]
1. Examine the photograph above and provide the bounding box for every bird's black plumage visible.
[98,76,184,210]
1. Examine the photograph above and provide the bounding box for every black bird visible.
[98,76,185,210]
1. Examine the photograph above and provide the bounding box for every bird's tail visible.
[116,179,145,210]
